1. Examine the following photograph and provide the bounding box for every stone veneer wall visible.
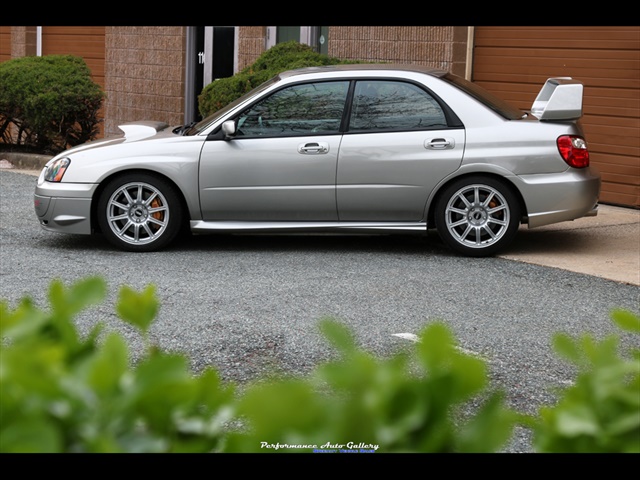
[237,27,267,71]
[236,26,468,77]
[10,26,37,58]
[327,27,468,77]
[104,27,186,137]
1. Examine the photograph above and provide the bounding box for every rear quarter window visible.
[442,73,525,120]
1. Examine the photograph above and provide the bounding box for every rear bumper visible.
[518,168,601,228]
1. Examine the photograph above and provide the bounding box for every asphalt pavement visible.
[2,154,638,286]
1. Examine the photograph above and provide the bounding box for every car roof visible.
[278,63,449,79]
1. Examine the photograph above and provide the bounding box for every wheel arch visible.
[426,171,528,228]
[90,169,191,234]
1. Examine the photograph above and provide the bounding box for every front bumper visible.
[34,175,98,235]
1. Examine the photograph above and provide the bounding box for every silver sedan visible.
[34,64,601,256]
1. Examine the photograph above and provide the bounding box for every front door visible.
[198,80,350,221]
[199,135,342,221]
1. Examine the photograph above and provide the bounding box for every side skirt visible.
[190,220,428,234]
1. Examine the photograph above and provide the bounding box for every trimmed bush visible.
[198,41,362,118]
[0,55,105,154]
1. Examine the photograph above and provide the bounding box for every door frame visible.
[185,26,238,124]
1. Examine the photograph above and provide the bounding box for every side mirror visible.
[222,120,236,139]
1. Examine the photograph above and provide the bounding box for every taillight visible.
[557,135,589,168]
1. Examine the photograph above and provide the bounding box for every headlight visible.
[44,157,71,182]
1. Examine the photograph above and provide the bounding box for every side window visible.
[236,81,349,137]
[349,80,448,132]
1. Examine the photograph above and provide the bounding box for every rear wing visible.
[530,77,584,121]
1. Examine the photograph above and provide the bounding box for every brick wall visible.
[104,27,186,137]
[237,27,267,71]
[328,26,468,77]
[235,26,469,77]
[9,26,37,58]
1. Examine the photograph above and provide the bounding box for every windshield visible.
[442,73,525,120]
[184,75,282,135]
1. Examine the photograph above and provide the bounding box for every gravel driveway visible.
[2,169,638,452]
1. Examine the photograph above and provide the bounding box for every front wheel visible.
[97,173,183,252]
[434,176,521,257]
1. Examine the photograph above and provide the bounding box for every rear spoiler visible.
[530,77,583,121]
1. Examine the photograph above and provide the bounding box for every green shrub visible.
[0,55,105,154]
[1,276,638,453]
[223,319,518,453]
[198,41,361,118]
[533,308,640,452]
[0,278,234,453]
[197,71,269,117]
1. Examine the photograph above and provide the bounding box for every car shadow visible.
[37,227,599,258]
[181,231,449,255]
[36,230,452,256]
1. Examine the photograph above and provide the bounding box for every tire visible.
[97,173,183,252]
[434,176,521,257]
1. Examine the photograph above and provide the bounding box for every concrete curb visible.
[0,152,52,170]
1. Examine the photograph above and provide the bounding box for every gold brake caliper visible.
[488,198,505,224]
[151,198,163,230]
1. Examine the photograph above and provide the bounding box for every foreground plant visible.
[1,277,637,453]
[533,309,640,453]
[0,277,234,453]
[224,320,518,453]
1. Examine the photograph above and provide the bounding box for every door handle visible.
[425,138,455,149]
[299,142,329,154]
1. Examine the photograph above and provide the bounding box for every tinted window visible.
[236,81,349,137]
[349,80,447,132]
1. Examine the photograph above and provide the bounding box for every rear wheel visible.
[97,173,183,252]
[434,176,521,257]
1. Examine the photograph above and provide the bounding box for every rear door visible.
[337,79,465,221]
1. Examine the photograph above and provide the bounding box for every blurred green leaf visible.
[535,309,640,453]
[116,284,158,334]
[0,297,48,340]
[86,332,129,396]
[318,317,356,354]
[553,333,582,364]
[611,308,640,332]
[47,277,106,349]
[554,405,600,437]
[456,392,519,453]
[1,418,63,453]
